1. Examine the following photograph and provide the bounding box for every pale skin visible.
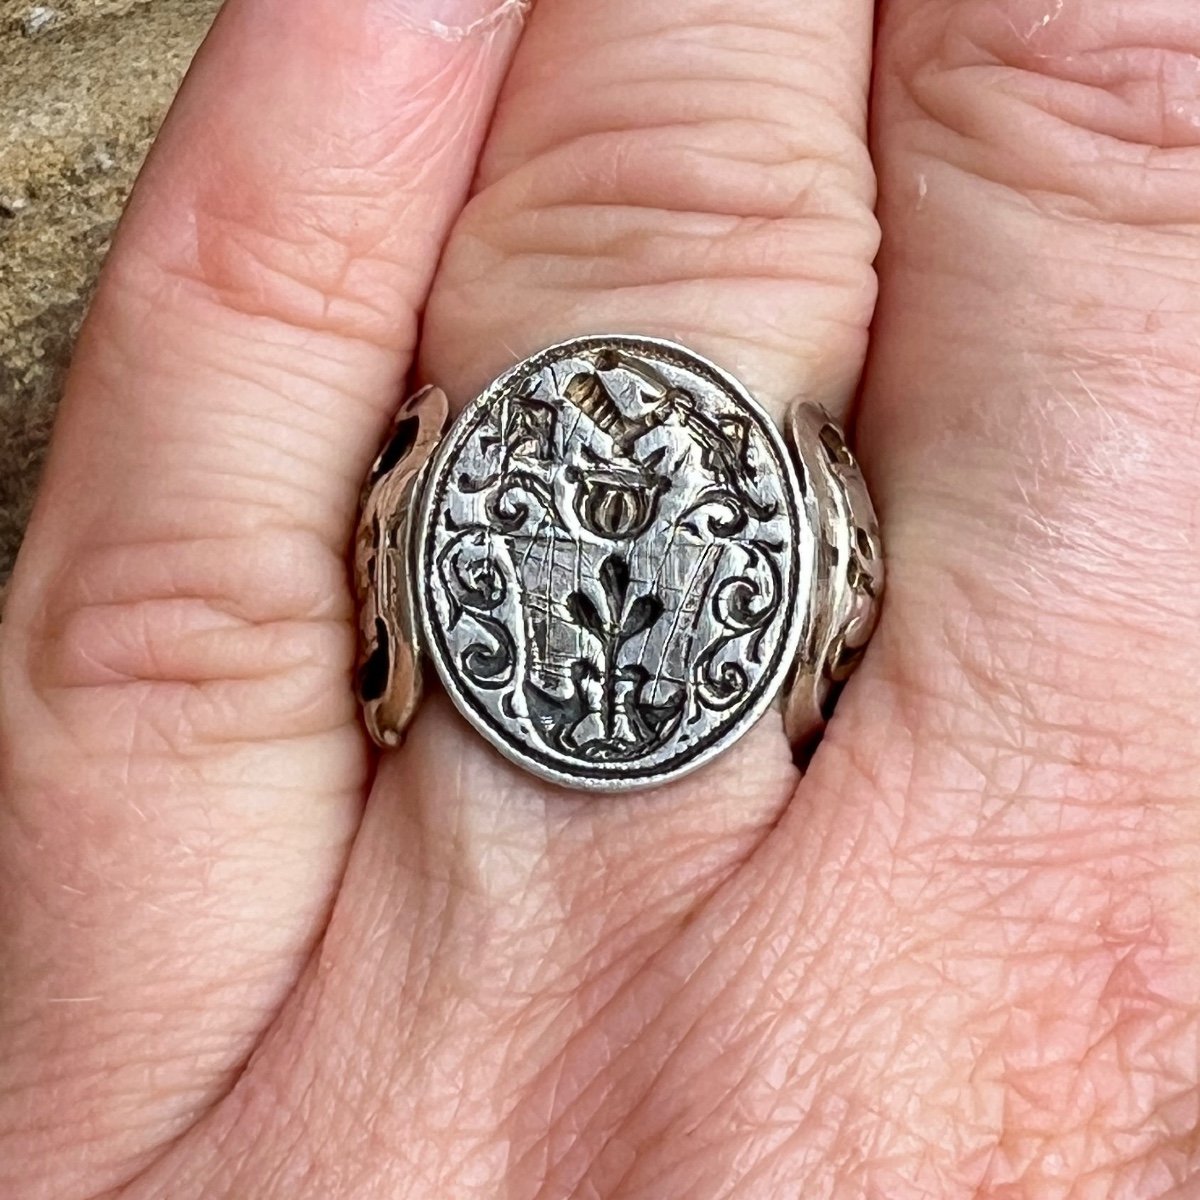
[2,0,1200,1195]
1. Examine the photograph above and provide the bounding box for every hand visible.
[4,1,1199,1196]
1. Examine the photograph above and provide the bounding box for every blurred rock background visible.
[0,0,220,588]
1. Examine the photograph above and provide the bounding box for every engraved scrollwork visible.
[484,470,555,536]
[438,529,518,692]
[457,391,559,535]
[693,544,782,711]
[676,405,779,538]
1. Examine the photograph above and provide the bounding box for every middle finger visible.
[401,0,878,895]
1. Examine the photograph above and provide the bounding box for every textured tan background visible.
[0,0,221,587]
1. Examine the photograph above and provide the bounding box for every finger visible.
[863,4,1200,833]
[400,0,877,865]
[0,1,523,1194]
[802,0,1200,1187]
[400,0,876,886]
[107,1,881,1194]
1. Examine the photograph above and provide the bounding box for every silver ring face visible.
[416,335,810,791]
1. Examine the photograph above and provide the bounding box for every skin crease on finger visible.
[9,6,1200,1200]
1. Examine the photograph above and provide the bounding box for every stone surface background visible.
[0,0,220,588]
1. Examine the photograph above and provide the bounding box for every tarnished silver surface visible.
[355,385,448,748]
[415,336,809,790]
[784,404,884,747]
[356,335,883,792]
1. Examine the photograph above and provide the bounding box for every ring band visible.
[356,335,882,792]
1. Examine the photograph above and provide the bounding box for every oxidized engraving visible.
[784,403,884,746]
[356,385,449,747]
[416,336,809,790]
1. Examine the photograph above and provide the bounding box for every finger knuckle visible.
[113,197,420,355]
[896,0,1200,224]
[483,114,875,276]
[130,62,471,350]
[8,530,357,752]
[427,30,879,394]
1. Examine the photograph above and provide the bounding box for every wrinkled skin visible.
[4,1,1200,1197]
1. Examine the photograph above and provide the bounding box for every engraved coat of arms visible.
[418,341,805,788]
